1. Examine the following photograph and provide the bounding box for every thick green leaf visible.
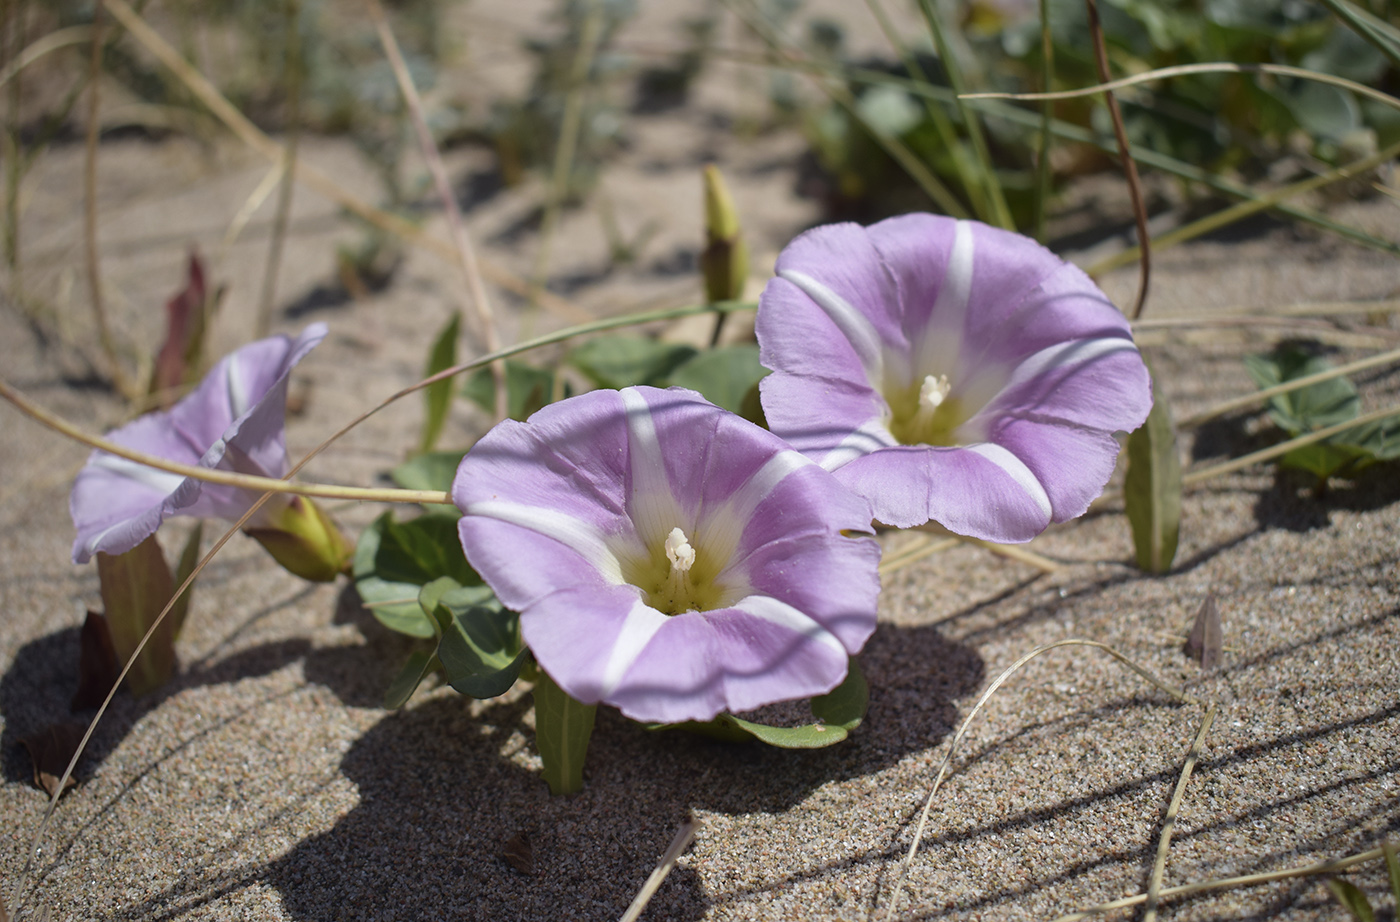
[383,650,437,709]
[650,658,868,749]
[1327,878,1376,922]
[353,512,483,638]
[568,336,697,390]
[533,671,596,795]
[463,360,564,421]
[1278,442,1374,480]
[169,521,202,639]
[1125,383,1181,574]
[96,534,178,696]
[391,449,467,493]
[420,312,460,454]
[1244,346,1360,435]
[436,601,527,699]
[1336,417,1400,461]
[665,345,769,415]
[810,657,868,729]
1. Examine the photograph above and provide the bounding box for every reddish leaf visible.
[20,724,84,797]
[149,249,211,407]
[1185,594,1223,672]
[71,610,120,711]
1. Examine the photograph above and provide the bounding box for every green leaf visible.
[436,600,527,699]
[650,657,868,749]
[463,360,565,421]
[391,449,467,493]
[1278,442,1374,481]
[169,521,202,639]
[665,345,769,415]
[383,650,437,709]
[1125,383,1181,574]
[96,534,178,697]
[532,670,597,795]
[420,312,460,454]
[1327,878,1376,922]
[1244,346,1360,435]
[568,335,697,390]
[353,512,485,638]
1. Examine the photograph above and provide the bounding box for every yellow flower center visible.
[887,373,966,446]
[621,526,735,615]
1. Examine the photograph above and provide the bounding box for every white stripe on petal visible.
[931,220,974,325]
[463,499,624,584]
[621,387,682,545]
[911,220,975,384]
[778,268,884,382]
[732,595,848,657]
[999,336,1139,396]
[90,454,188,496]
[598,598,669,698]
[821,418,897,472]
[696,449,810,568]
[965,442,1052,523]
[225,355,252,419]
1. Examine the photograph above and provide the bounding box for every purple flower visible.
[453,386,881,724]
[71,324,328,564]
[756,215,1152,541]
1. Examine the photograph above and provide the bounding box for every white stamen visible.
[919,374,952,410]
[664,527,695,573]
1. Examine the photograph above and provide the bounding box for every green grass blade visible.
[912,0,1014,229]
[419,311,460,454]
[1125,381,1181,574]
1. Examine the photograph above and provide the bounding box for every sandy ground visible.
[3,4,1400,921]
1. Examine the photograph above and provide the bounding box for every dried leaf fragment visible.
[21,723,84,797]
[1185,594,1223,671]
[503,831,535,875]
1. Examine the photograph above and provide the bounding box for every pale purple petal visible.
[70,323,327,563]
[757,214,1151,541]
[454,385,881,724]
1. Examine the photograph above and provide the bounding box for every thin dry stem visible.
[1050,845,1390,921]
[1143,702,1217,922]
[529,0,604,322]
[366,0,507,420]
[0,24,92,89]
[1176,344,1400,429]
[100,0,589,324]
[1085,0,1149,320]
[0,378,450,506]
[254,0,302,339]
[618,816,701,922]
[83,6,134,398]
[881,639,1196,920]
[1181,403,1400,486]
[961,61,1400,113]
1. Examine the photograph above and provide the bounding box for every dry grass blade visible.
[254,0,302,339]
[878,535,959,575]
[1175,344,1400,429]
[366,0,507,421]
[83,6,135,399]
[1050,845,1390,920]
[0,379,449,506]
[0,24,93,89]
[880,639,1197,920]
[619,816,701,922]
[1143,702,1217,922]
[99,0,589,323]
[1181,404,1400,486]
[961,61,1400,113]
